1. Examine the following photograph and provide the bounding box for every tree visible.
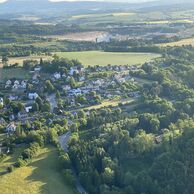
[42,102,51,112]
[2,55,9,67]
[69,77,76,88]
[102,167,115,185]
[45,80,55,93]
[32,102,39,112]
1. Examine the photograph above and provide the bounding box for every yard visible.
[0,146,77,194]
[55,51,160,67]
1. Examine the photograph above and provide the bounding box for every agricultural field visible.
[68,12,137,25]
[0,146,77,194]
[55,51,160,66]
[71,12,135,20]
[159,37,194,47]
[0,55,51,67]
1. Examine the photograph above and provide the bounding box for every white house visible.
[8,95,18,101]
[25,106,32,113]
[54,72,61,80]
[34,66,41,72]
[69,67,79,76]
[21,81,27,89]
[14,80,20,85]
[63,85,71,91]
[6,80,12,85]
[28,92,38,100]
[0,98,3,107]
[6,123,16,133]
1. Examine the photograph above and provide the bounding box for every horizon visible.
[0,0,157,3]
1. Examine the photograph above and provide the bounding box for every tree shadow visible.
[24,147,76,194]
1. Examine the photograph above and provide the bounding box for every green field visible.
[55,51,160,66]
[159,37,194,47]
[0,55,51,67]
[0,146,76,194]
[0,68,30,81]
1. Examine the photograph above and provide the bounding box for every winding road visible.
[59,132,88,194]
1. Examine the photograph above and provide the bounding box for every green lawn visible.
[0,146,77,194]
[55,51,160,67]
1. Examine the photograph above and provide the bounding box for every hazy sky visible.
[0,0,156,3]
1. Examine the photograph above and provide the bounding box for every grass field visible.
[0,146,77,194]
[159,37,194,47]
[0,68,30,81]
[84,98,134,111]
[0,55,51,67]
[71,12,135,19]
[55,51,160,66]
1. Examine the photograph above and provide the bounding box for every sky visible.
[0,0,156,3]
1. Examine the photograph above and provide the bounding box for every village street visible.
[59,132,88,194]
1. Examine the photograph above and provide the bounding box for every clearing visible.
[55,51,160,66]
[0,146,77,194]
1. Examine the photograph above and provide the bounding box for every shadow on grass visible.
[25,147,77,194]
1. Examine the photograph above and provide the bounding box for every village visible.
[0,57,145,155]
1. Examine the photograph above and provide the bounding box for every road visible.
[59,132,88,194]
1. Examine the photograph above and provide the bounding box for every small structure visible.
[34,66,41,72]
[69,67,79,76]
[25,106,32,113]
[28,92,38,100]
[54,72,61,80]
[6,123,16,133]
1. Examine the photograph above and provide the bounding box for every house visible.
[25,106,32,113]
[8,95,18,101]
[6,80,12,85]
[28,92,38,100]
[14,80,20,85]
[63,85,71,91]
[6,123,16,133]
[54,72,61,80]
[5,80,12,88]
[0,98,3,106]
[69,67,79,76]
[34,66,41,72]
[21,81,27,89]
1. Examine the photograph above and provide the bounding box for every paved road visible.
[59,132,88,194]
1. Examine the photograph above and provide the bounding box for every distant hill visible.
[0,0,130,17]
[1,0,194,19]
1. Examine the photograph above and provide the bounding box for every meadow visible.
[0,68,30,81]
[159,37,194,47]
[0,146,77,194]
[0,55,51,67]
[55,51,160,66]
